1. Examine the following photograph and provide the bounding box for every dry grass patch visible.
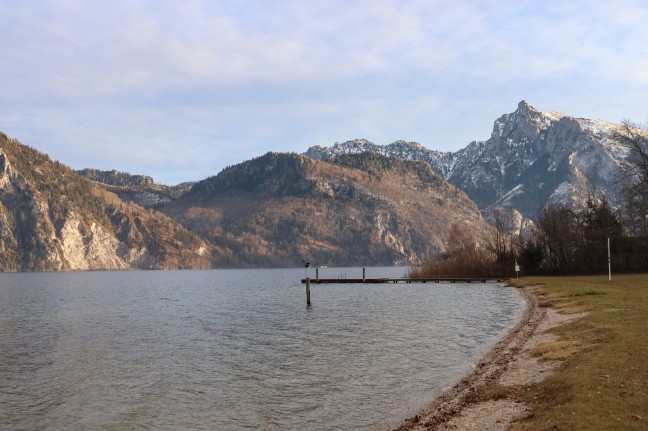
[532,340,583,361]
[557,304,589,314]
[552,301,590,314]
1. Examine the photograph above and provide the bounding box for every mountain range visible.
[0,101,629,270]
[306,101,625,220]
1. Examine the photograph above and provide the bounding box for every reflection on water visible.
[0,268,524,430]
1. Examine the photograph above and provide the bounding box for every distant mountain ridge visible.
[306,101,626,219]
[78,168,195,208]
[162,152,492,267]
[77,168,156,187]
[306,139,456,178]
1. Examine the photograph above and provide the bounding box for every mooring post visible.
[362,267,366,283]
[316,268,319,282]
[306,277,311,306]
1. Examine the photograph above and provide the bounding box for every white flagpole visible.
[608,237,611,282]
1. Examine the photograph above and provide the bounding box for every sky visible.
[1,0,648,185]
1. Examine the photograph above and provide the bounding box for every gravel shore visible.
[394,286,585,431]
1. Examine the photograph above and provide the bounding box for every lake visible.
[0,268,525,430]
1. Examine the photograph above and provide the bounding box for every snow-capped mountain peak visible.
[305,101,625,220]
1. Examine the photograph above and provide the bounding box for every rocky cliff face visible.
[306,101,625,219]
[162,152,492,267]
[448,101,624,218]
[0,132,212,271]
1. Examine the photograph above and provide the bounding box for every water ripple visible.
[0,268,524,430]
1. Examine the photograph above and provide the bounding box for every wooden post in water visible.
[316,268,319,282]
[306,277,311,306]
[362,267,366,283]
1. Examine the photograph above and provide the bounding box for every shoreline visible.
[394,285,565,430]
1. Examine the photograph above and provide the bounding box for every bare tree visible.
[623,185,648,236]
[581,197,623,272]
[413,223,495,278]
[486,208,512,259]
[484,207,519,276]
[536,202,583,273]
[613,120,648,236]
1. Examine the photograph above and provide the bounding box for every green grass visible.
[507,274,648,430]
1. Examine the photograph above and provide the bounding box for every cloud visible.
[1,0,648,183]
[5,0,647,96]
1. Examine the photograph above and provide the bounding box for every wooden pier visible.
[300,267,508,306]
[301,277,509,284]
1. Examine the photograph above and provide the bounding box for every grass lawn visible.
[508,274,648,430]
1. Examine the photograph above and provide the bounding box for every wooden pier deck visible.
[301,277,509,284]
[300,268,509,305]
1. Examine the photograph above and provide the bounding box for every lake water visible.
[0,268,525,430]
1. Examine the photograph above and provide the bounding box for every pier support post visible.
[362,267,366,283]
[316,268,319,282]
[306,277,311,306]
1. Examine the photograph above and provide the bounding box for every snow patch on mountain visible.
[550,182,574,205]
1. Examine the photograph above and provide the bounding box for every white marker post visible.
[608,238,612,282]
[515,260,520,279]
